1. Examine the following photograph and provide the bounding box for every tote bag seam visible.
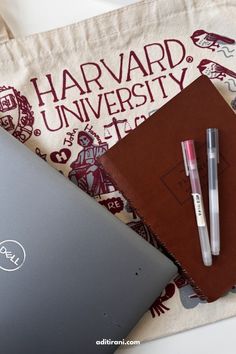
[0,1,234,65]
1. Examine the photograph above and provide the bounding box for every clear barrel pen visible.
[207,128,220,256]
[181,140,212,267]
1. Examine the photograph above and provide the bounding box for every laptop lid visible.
[0,128,177,354]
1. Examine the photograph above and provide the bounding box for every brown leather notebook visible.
[99,75,236,302]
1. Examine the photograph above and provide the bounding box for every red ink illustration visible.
[50,148,71,164]
[134,114,147,128]
[99,197,124,214]
[85,124,103,144]
[191,30,235,51]
[186,56,193,63]
[0,115,15,131]
[63,128,78,147]
[198,60,236,92]
[0,86,34,142]
[35,147,47,161]
[198,59,236,80]
[69,130,115,196]
[104,117,132,141]
[174,274,188,289]
[34,129,41,136]
[0,92,17,112]
[150,283,175,317]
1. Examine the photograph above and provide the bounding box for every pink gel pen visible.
[181,140,212,267]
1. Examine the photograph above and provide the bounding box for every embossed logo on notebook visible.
[161,145,229,205]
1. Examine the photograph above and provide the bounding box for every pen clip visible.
[181,141,189,176]
[207,128,219,163]
[216,128,219,164]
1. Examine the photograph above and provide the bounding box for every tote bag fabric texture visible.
[0,0,236,342]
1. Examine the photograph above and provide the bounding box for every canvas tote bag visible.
[0,15,10,42]
[0,0,236,342]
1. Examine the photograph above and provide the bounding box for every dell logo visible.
[0,240,26,272]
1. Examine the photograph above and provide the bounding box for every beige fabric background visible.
[0,15,10,42]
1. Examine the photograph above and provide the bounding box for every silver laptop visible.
[0,128,177,354]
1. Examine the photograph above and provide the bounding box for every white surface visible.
[0,0,235,353]
[117,316,236,353]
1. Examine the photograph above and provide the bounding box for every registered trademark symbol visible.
[186,56,193,63]
[34,129,41,136]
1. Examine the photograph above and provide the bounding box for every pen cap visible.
[207,128,219,162]
[181,140,197,175]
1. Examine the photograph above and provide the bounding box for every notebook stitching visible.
[98,159,208,301]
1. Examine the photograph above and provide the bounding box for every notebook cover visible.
[99,75,236,302]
